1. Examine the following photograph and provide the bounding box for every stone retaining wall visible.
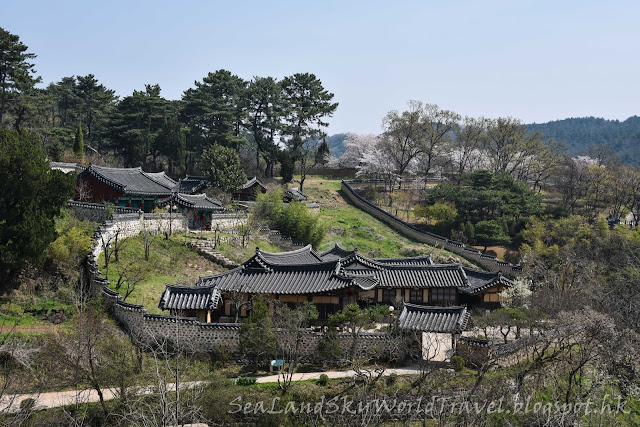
[341,180,522,277]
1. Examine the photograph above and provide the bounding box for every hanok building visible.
[77,164,176,212]
[284,187,308,203]
[158,193,225,230]
[158,244,512,323]
[177,175,208,194]
[232,177,267,201]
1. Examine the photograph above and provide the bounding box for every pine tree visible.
[315,137,331,166]
[74,123,84,161]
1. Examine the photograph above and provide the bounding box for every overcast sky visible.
[4,0,639,134]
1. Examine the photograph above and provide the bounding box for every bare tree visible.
[0,320,42,423]
[417,103,460,179]
[448,116,490,183]
[114,261,147,301]
[116,331,203,427]
[271,302,318,394]
[380,100,424,186]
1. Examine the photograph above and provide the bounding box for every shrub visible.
[253,190,328,248]
[20,398,36,410]
[451,355,465,371]
[317,331,341,361]
[0,302,24,317]
[317,374,329,386]
[385,373,398,386]
[236,377,257,386]
[504,250,521,265]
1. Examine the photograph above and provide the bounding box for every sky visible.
[3,0,639,134]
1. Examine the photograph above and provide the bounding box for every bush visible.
[20,398,35,410]
[0,302,24,317]
[504,250,521,265]
[253,190,328,248]
[236,377,257,386]
[317,374,329,386]
[385,373,397,386]
[451,355,465,371]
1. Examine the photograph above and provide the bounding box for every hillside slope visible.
[527,116,640,164]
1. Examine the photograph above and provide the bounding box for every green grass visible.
[98,235,226,313]
[302,178,472,264]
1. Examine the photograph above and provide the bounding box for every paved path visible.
[1,368,420,413]
[254,367,420,383]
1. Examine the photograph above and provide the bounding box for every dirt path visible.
[1,368,421,413]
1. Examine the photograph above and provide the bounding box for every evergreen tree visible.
[0,129,75,281]
[315,137,331,166]
[0,27,41,127]
[200,143,246,193]
[280,73,338,191]
[74,123,84,160]
[181,70,247,159]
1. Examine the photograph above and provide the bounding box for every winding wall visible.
[340,180,522,277]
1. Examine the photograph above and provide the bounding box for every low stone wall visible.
[69,201,139,222]
[341,180,522,277]
[98,281,412,363]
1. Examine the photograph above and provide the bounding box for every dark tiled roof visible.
[285,188,308,201]
[82,164,174,196]
[193,246,510,296]
[198,261,358,295]
[253,245,324,265]
[179,175,208,194]
[397,303,470,333]
[459,269,513,294]
[319,244,356,261]
[239,177,267,191]
[146,172,178,190]
[374,255,433,266]
[158,193,224,211]
[159,285,221,311]
[343,265,467,288]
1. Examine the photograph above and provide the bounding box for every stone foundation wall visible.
[341,180,522,277]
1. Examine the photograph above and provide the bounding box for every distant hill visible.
[324,133,348,158]
[327,116,640,166]
[527,116,640,165]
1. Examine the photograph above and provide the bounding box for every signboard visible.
[270,359,284,367]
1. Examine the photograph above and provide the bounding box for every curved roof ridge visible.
[253,245,324,264]
[373,255,433,265]
[141,170,178,190]
[340,252,385,270]
[403,302,467,311]
[90,164,142,172]
[258,244,315,257]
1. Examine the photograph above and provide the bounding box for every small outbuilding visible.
[158,284,220,323]
[284,187,308,202]
[232,177,267,201]
[178,175,208,194]
[158,193,225,230]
